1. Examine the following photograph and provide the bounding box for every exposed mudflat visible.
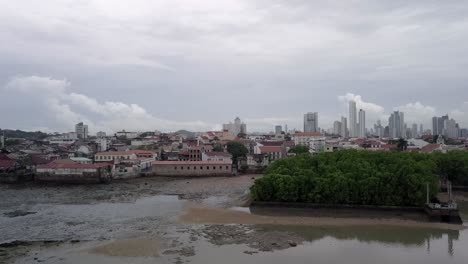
[1,176,467,264]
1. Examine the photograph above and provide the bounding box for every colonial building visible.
[201,151,232,163]
[36,160,112,183]
[152,161,232,176]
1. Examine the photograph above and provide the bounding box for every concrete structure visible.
[303,112,319,132]
[275,125,282,135]
[70,157,93,164]
[75,122,88,140]
[340,117,347,138]
[293,132,326,152]
[152,161,232,176]
[444,118,459,139]
[116,130,140,139]
[258,146,284,162]
[96,138,109,152]
[36,160,112,183]
[433,115,449,136]
[349,101,357,137]
[374,120,384,138]
[96,131,106,138]
[389,111,405,139]
[201,152,232,163]
[358,109,366,138]
[333,121,341,136]
[223,117,247,137]
[411,123,418,138]
[95,150,156,162]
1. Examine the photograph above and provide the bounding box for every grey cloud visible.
[1,0,468,132]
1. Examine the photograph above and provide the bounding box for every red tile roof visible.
[95,150,154,156]
[153,160,232,165]
[294,132,322,136]
[37,160,110,169]
[259,146,283,153]
[421,144,442,153]
[0,160,16,169]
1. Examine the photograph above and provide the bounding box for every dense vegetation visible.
[433,151,468,186]
[251,150,442,206]
[0,129,48,140]
[226,141,248,164]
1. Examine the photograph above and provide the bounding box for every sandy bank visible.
[179,206,465,231]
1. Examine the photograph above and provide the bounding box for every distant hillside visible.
[175,130,195,138]
[0,129,48,140]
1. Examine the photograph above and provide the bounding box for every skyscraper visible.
[411,123,418,138]
[358,109,366,138]
[432,115,449,135]
[333,121,342,135]
[388,111,405,138]
[75,122,88,140]
[303,112,319,132]
[275,125,282,135]
[445,118,459,139]
[374,120,383,138]
[222,117,247,136]
[349,100,357,137]
[340,116,347,138]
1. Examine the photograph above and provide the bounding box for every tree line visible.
[251,150,468,206]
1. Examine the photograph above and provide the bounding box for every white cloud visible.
[338,93,386,125]
[395,102,436,128]
[4,76,216,133]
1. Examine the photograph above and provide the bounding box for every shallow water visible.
[5,197,468,264]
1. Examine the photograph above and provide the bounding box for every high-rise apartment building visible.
[303,112,319,132]
[340,116,347,138]
[75,122,88,140]
[358,109,366,138]
[349,101,357,137]
[388,111,405,138]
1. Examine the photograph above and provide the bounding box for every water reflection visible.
[258,225,461,256]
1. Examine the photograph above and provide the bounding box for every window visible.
[213,166,216,170]
[206,166,209,170]
[174,166,177,170]
[219,166,222,169]
[194,166,196,170]
[226,166,229,170]
[200,166,203,170]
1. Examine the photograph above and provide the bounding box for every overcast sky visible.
[1,0,468,134]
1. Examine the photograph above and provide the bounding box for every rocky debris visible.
[198,224,303,252]
[3,210,36,218]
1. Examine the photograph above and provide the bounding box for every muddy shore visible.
[1,175,467,263]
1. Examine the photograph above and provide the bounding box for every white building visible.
[303,112,319,132]
[201,152,232,163]
[333,121,342,135]
[358,109,366,138]
[293,132,326,152]
[222,117,247,136]
[445,118,459,139]
[96,138,109,152]
[75,122,88,140]
[349,101,357,137]
[116,130,140,139]
[275,125,282,135]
